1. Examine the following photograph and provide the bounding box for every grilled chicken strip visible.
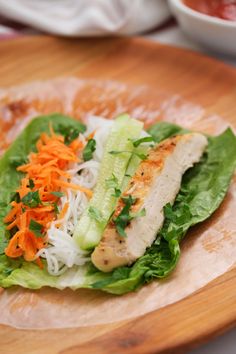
[91,133,208,272]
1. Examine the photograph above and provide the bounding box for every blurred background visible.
[0,0,235,65]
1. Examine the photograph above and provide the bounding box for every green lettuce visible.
[0,118,235,294]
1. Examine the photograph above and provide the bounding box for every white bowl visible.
[168,0,236,56]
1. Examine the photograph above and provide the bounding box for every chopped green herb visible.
[105,174,118,189]
[9,156,27,167]
[88,206,104,223]
[115,224,127,238]
[22,191,42,208]
[29,219,43,237]
[131,136,154,147]
[58,125,80,145]
[83,139,96,161]
[28,179,35,190]
[109,150,147,161]
[106,174,121,198]
[113,195,145,237]
[11,192,21,203]
[3,267,13,276]
[53,202,59,215]
[135,152,147,160]
[121,195,137,204]
[112,188,121,198]
[51,191,64,198]
[109,150,131,155]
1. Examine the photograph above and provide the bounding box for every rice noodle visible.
[37,116,114,276]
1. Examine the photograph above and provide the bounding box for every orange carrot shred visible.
[58,202,69,220]
[54,180,93,198]
[4,126,89,266]
[87,130,96,140]
[35,257,44,269]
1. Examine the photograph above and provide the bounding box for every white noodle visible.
[36,116,113,276]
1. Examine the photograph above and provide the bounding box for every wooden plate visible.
[0,36,236,354]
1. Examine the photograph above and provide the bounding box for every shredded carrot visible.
[69,139,84,151]
[6,219,18,231]
[54,180,93,198]
[36,257,43,269]
[58,202,69,220]
[4,125,92,265]
[87,130,96,140]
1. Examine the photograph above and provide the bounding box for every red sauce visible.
[184,0,236,21]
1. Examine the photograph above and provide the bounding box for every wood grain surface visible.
[0,36,236,354]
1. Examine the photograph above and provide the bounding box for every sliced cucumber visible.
[73,114,143,250]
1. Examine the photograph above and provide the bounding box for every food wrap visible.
[0,78,235,329]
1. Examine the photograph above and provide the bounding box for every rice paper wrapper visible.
[0,78,235,329]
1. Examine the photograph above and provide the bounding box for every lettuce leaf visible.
[0,118,235,295]
[148,121,189,142]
